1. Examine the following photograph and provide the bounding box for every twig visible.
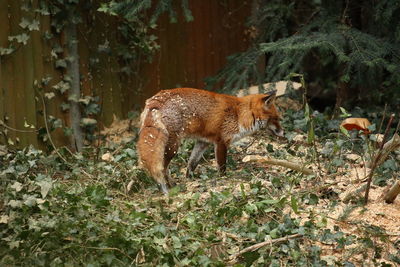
[364,114,395,204]
[0,121,39,133]
[39,93,70,165]
[311,131,323,178]
[80,169,93,179]
[243,155,315,175]
[228,234,303,263]
[377,104,387,135]
[395,118,400,135]
[216,230,242,242]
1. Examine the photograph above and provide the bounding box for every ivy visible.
[1,0,193,148]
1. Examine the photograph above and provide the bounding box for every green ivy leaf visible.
[19,18,30,29]
[45,92,56,99]
[8,200,22,208]
[23,195,37,207]
[20,18,40,31]
[172,235,182,249]
[28,20,40,31]
[81,118,97,126]
[8,33,30,45]
[339,107,352,118]
[52,118,63,128]
[36,7,50,15]
[68,94,79,103]
[0,47,14,55]
[52,81,70,93]
[124,148,136,157]
[11,181,23,192]
[0,215,9,224]
[55,59,67,69]
[339,125,350,137]
[41,76,52,86]
[60,102,70,111]
[9,241,21,249]
[260,199,280,205]
[63,127,73,136]
[291,196,299,214]
[36,179,53,198]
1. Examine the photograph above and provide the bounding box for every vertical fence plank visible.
[20,1,38,147]
[108,19,124,121]
[93,15,113,125]
[0,0,10,144]
[8,0,25,146]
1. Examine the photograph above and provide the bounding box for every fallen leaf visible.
[101,152,114,162]
[340,118,371,134]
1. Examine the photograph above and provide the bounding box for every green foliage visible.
[210,0,400,107]
[1,102,399,265]
[99,0,193,24]
[0,145,337,266]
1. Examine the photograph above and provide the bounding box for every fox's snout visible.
[269,124,284,137]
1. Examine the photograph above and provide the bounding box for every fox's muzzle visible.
[268,124,284,138]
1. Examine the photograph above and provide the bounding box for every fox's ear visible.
[263,90,277,106]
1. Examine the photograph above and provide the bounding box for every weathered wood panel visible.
[137,0,251,105]
[0,0,252,148]
[20,0,38,147]
[9,0,26,146]
[0,0,10,144]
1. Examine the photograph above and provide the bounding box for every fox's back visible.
[141,88,239,140]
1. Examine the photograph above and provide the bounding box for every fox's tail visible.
[137,108,169,193]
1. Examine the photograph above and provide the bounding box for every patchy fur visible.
[137,88,283,193]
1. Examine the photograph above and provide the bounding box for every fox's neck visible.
[237,100,255,131]
[230,102,258,143]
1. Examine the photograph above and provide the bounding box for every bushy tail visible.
[137,108,169,193]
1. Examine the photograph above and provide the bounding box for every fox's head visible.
[252,91,284,138]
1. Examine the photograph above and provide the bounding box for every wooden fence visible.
[0,0,252,148]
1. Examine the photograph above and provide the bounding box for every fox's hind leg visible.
[186,140,210,178]
[163,136,179,187]
[137,127,170,194]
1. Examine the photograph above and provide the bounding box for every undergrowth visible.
[1,105,399,266]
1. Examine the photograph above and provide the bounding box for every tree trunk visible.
[66,8,83,152]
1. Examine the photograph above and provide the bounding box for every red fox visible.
[137,88,284,193]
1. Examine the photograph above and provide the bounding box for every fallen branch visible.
[243,155,315,175]
[367,133,400,168]
[342,184,368,204]
[382,180,400,204]
[228,234,303,263]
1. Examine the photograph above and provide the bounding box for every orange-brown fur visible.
[137,88,283,193]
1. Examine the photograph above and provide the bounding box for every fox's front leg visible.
[186,141,209,178]
[215,142,227,175]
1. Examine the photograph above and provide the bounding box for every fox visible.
[137,88,284,194]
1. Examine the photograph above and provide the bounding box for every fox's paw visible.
[186,169,196,179]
